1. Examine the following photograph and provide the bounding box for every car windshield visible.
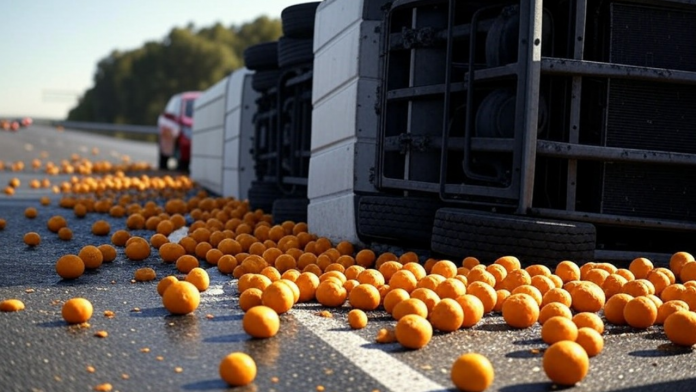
[184,99,196,119]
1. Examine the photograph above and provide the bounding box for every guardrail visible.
[53,121,158,135]
[52,121,159,142]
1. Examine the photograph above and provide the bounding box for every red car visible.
[157,91,201,171]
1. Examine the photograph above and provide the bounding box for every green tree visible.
[68,16,282,124]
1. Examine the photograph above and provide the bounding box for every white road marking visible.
[167,228,444,392]
[292,311,447,392]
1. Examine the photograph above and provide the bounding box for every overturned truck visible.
[309,0,696,265]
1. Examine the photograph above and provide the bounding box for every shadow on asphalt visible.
[611,378,696,392]
[500,382,560,392]
[477,322,511,332]
[180,378,251,391]
[628,343,693,357]
[505,349,542,359]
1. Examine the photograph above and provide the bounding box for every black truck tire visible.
[243,41,279,71]
[272,198,309,224]
[277,37,314,69]
[281,2,321,39]
[252,69,281,92]
[357,195,443,245]
[431,208,596,266]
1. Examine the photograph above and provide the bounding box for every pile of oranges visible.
[3,171,696,391]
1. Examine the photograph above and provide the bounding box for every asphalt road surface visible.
[0,126,695,392]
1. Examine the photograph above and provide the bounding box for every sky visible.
[0,0,309,120]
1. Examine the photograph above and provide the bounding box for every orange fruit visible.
[526,264,551,277]
[511,285,543,306]
[356,269,385,287]
[555,260,581,283]
[0,299,25,312]
[456,294,485,328]
[395,314,432,349]
[679,261,696,283]
[91,220,111,236]
[538,302,572,325]
[570,282,605,313]
[383,288,410,314]
[379,261,403,281]
[602,274,628,299]
[429,298,463,333]
[623,296,657,329]
[572,312,604,334]
[185,267,210,292]
[47,215,67,233]
[57,227,73,241]
[541,287,572,308]
[239,288,264,312]
[431,260,458,278]
[615,268,635,282]
[466,268,496,287]
[389,269,418,293]
[647,270,670,296]
[23,232,41,247]
[238,273,272,293]
[436,278,467,300]
[462,256,480,270]
[467,281,497,313]
[157,276,179,297]
[62,298,93,324]
[278,279,300,304]
[585,268,610,287]
[348,309,368,329]
[134,267,156,282]
[162,281,200,315]
[295,272,320,303]
[159,243,186,264]
[670,251,694,277]
[486,264,507,285]
[315,280,347,307]
[575,327,604,357]
[543,340,589,385]
[502,293,539,328]
[656,300,690,325]
[348,283,381,311]
[55,254,85,280]
[664,310,696,346]
[176,255,199,274]
[629,257,653,280]
[621,279,655,297]
[603,293,634,325]
[661,283,687,302]
[344,265,366,281]
[219,352,256,386]
[417,274,446,291]
[502,269,532,292]
[355,249,376,268]
[125,238,151,261]
[410,288,440,314]
[261,281,294,314]
[493,289,510,313]
[451,353,494,392]
[541,316,578,345]
[243,305,280,338]
[392,298,428,320]
[494,255,521,273]
[78,245,103,270]
[530,275,556,296]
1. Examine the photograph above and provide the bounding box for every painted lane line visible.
[292,310,447,392]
